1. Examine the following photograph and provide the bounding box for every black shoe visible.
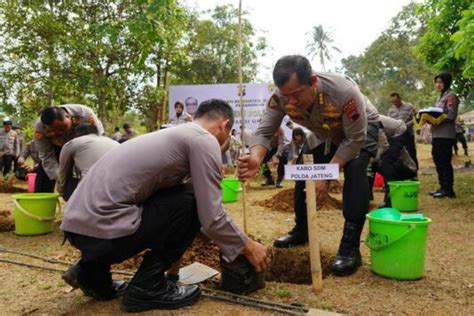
[465,151,469,157]
[121,251,201,312]
[429,188,442,196]
[62,261,127,300]
[275,182,283,189]
[273,231,308,248]
[122,280,201,312]
[433,189,456,198]
[261,179,275,186]
[331,221,364,276]
[331,248,362,276]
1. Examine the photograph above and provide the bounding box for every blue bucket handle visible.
[365,223,416,251]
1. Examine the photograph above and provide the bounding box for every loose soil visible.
[254,188,342,212]
[0,209,14,232]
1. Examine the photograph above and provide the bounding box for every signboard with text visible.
[284,164,340,181]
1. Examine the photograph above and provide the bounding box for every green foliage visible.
[341,3,435,113]
[174,5,266,84]
[416,0,473,100]
[273,286,292,298]
[0,1,266,131]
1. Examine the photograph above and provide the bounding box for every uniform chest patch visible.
[343,100,360,123]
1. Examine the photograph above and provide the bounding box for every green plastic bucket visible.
[366,210,431,280]
[12,193,60,235]
[388,180,419,212]
[221,178,242,203]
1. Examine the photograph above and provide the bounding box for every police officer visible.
[18,140,40,172]
[60,99,267,311]
[34,104,104,192]
[388,92,418,168]
[260,127,290,188]
[238,55,379,276]
[376,115,417,207]
[57,123,119,200]
[453,116,468,156]
[430,72,459,198]
[0,120,19,178]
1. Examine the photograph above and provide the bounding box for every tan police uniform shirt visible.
[432,89,459,139]
[20,141,40,165]
[34,104,104,180]
[60,123,248,262]
[0,129,19,156]
[251,72,379,163]
[379,115,407,139]
[387,102,416,136]
[57,135,119,195]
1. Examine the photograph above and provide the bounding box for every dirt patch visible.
[254,188,342,212]
[0,179,28,194]
[266,247,334,284]
[0,210,14,232]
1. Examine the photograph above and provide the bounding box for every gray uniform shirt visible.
[0,129,18,156]
[432,90,459,139]
[34,104,104,180]
[21,141,40,165]
[387,102,416,136]
[57,135,119,195]
[379,115,407,139]
[60,123,248,262]
[251,72,379,163]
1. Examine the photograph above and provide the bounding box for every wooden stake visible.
[304,154,323,292]
[237,0,248,234]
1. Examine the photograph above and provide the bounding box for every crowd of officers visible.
[1,55,467,312]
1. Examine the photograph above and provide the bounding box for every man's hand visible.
[242,239,268,272]
[315,180,330,205]
[237,154,260,181]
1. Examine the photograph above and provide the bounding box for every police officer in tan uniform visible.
[0,120,19,178]
[429,72,459,198]
[34,104,104,192]
[238,55,379,276]
[388,92,418,168]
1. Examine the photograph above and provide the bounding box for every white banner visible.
[284,164,340,181]
[168,83,294,137]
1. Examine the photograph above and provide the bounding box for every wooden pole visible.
[237,0,248,234]
[304,154,323,292]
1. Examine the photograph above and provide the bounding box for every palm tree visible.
[306,25,341,71]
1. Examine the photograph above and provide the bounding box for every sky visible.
[184,0,415,81]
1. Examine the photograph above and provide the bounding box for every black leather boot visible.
[122,251,201,312]
[433,189,456,198]
[331,221,364,276]
[62,260,127,300]
[273,227,308,248]
[429,188,442,196]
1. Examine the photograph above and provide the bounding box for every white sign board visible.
[284,164,340,181]
[168,83,295,139]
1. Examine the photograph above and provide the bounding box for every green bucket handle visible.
[222,182,243,192]
[12,198,61,222]
[366,223,416,251]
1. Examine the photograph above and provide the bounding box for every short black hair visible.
[114,127,120,132]
[434,72,453,90]
[273,55,313,87]
[40,106,66,125]
[3,120,12,126]
[194,99,234,128]
[74,123,98,137]
[292,127,306,140]
[390,92,401,98]
[174,101,184,109]
[286,120,294,127]
[123,123,131,129]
